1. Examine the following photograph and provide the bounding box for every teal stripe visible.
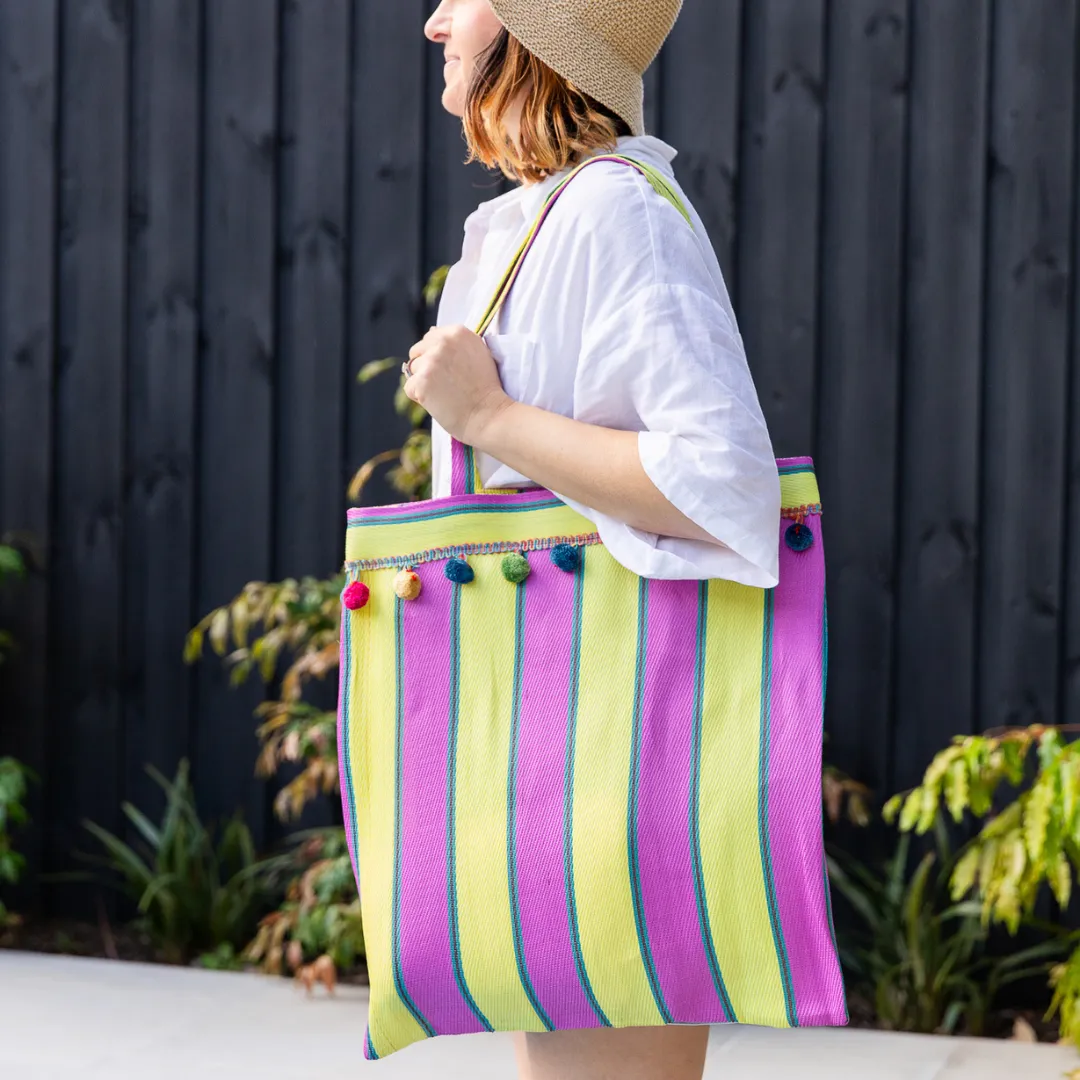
[446,584,494,1031]
[464,446,477,495]
[757,591,798,1026]
[348,497,564,528]
[392,597,435,1037]
[340,609,361,884]
[689,581,736,1021]
[365,1029,378,1060]
[564,553,611,1026]
[627,578,672,1024]
[777,464,814,476]
[506,580,555,1031]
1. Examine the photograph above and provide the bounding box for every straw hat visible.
[488,0,683,137]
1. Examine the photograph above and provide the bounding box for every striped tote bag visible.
[337,156,847,1060]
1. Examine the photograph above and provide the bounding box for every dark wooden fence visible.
[2,0,1079,913]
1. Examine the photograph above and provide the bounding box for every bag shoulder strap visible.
[452,155,693,497]
[474,154,692,338]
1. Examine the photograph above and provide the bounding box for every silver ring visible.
[403,358,414,378]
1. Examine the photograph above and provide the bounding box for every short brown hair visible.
[464,29,632,185]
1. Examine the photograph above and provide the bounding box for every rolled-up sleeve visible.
[569,281,781,587]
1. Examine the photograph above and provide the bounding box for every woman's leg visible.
[514,1025,709,1080]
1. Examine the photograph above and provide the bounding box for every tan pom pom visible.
[393,568,422,600]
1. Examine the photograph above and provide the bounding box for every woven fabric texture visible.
[488,0,684,136]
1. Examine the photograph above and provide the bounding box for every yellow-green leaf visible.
[951,847,980,900]
[209,608,231,657]
[945,759,969,823]
[924,745,962,789]
[1062,757,1078,834]
[978,840,999,904]
[899,789,922,833]
[183,627,204,665]
[1024,779,1053,862]
[1052,852,1073,910]
[1004,834,1027,887]
[916,783,938,835]
[882,793,904,825]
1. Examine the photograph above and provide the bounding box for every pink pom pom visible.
[343,581,370,611]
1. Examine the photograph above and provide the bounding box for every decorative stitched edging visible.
[781,503,822,524]
[344,532,604,574]
[344,506,822,575]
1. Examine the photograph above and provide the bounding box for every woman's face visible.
[425,0,505,117]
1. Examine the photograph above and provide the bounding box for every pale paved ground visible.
[1,951,1076,1079]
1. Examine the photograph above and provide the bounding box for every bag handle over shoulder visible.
[449,154,693,498]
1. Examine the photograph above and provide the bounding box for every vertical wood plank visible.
[979,0,1077,731]
[277,0,349,576]
[351,2,429,506]
[892,0,990,788]
[1067,24,1080,732]
[273,0,351,835]
[736,0,826,457]
[662,0,743,283]
[195,0,279,833]
[0,0,59,905]
[123,0,201,825]
[50,0,130,900]
[816,0,910,792]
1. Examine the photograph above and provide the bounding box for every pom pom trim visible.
[501,552,531,584]
[444,557,475,584]
[550,543,581,572]
[785,522,815,553]
[393,569,422,600]
[342,580,371,610]
[345,532,601,573]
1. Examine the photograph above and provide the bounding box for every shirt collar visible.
[515,134,679,225]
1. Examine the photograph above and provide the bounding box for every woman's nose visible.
[424,1,452,44]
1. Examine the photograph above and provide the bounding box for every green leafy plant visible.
[828,818,1071,1036]
[245,829,363,978]
[885,726,1080,1045]
[349,265,449,506]
[77,759,270,965]
[0,542,25,664]
[185,575,343,823]
[0,542,32,931]
[0,757,32,930]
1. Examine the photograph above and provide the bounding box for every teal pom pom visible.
[501,552,531,584]
[550,543,581,572]
[444,557,475,584]
[785,522,815,553]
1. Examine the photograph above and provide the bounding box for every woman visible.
[409,2,781,1077]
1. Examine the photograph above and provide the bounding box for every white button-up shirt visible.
[432,135,781,588]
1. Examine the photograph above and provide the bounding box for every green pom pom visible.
[501,552,531,584]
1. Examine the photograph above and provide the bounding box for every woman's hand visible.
[403,325,513,446]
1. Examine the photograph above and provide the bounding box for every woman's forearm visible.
[474,396,718,545]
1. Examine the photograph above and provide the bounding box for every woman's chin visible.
[441,86,466,118]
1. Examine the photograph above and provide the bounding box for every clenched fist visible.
[403,325,513,446]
